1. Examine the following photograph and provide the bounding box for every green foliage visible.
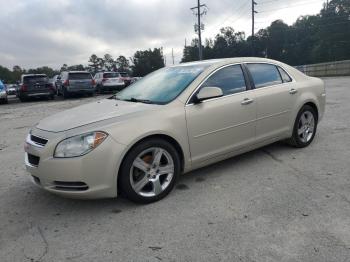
[131,48,165,77]
[182,0,350,66]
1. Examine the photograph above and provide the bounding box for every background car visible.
[18,74,55,102]
[130,77,142,84]
[0,80,8,104]
[56,71,95,99]
[94,72,125,93]
[50,75,61,93]
[6,84,18,95]
[119,72,132,86]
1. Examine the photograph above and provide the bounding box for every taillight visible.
[63,80,69,86]
[21,84,28,92]
[48,83,55,91]
[92,79,96,85]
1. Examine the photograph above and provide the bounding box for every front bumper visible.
[24,129,126,199]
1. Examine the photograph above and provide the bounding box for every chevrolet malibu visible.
[24,58,326,203]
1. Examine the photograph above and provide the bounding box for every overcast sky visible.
[0,0,326,69]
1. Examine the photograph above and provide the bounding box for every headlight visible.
[54,131,108,158]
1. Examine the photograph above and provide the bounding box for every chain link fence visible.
[295,60,350,77]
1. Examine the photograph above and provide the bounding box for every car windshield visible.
[23,75,48,83]
[104,73,120,78]
[115,65,209,104]
[69,73,92,80]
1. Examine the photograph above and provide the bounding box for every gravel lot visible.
[1,78,350,262]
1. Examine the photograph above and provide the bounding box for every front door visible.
[185,64,257,164]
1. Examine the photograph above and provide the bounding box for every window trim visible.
[243,62,295,90]
[186,63,252,106]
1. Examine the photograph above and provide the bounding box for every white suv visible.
[94,72,125,93]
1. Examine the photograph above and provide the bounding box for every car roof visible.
[22,74,47,77]
[65,71,90,73]
[173,57,288,68]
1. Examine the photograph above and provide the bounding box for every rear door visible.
[69,72,93,90]
[245,63,296,142]
[186,64,256,164]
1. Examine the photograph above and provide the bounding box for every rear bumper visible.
[67,87,95,93]
[20,91,53,97]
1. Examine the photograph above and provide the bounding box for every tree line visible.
[0,48,165,83]
[182,0,350,66]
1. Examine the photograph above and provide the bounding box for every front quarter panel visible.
[103,100,191,173]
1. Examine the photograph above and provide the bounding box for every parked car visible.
[130,77,142,84]
[119,72,132,86]
[50,75,61,92]
[18,74,55,102]
[24,58,326,203]
[6,84,17,95]
[94,72,125,93]
[0,80,8,104]
[56,71,95,99]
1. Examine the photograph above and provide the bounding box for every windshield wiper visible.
[123,97,154,104]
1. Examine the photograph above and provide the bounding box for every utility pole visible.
[191,1,208,60]
[171,48,175,65]
[252,0,257,56]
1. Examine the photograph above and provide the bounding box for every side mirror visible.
[194,86,223,103]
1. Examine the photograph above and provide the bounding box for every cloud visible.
[0,0,325,69]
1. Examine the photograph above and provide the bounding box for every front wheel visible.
[119,139,181,204]
[287,105,318,148]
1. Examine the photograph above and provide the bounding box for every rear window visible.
[23,75,48,84]
[69,73,92,80]
[119,72,129,77]
[246,63,282,88]
[103,73,120,78]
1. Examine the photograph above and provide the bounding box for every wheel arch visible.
[116,133,185,193]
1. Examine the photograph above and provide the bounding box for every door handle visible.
[289,88,298,95]
[241,98,254,105]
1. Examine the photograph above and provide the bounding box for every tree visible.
[104,54,116,71]
[116,56,130,72]
[60,64,68,72]
[88,54,100,74]
[131,48,165,76]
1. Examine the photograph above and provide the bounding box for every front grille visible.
[30,135,48,146]
[28,154,40,166]
[53,181,89,191]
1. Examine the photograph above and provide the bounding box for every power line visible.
[258,0,325,13]
[205,1,250,34]
[190,0,208,60]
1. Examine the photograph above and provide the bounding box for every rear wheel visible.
[287,105,318,148]
[119,139,180,204]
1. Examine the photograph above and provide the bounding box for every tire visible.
[19,96,27,102]
[49,94,55,100]
[63,88,70,99]
[87,92,94,97]
[287,105,318,148]
[119,138,181,204]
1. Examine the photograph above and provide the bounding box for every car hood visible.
[36,98,159,132]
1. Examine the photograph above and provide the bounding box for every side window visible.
[201,65,247,96]
[247,63,283,88]
[278,67,292,83]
